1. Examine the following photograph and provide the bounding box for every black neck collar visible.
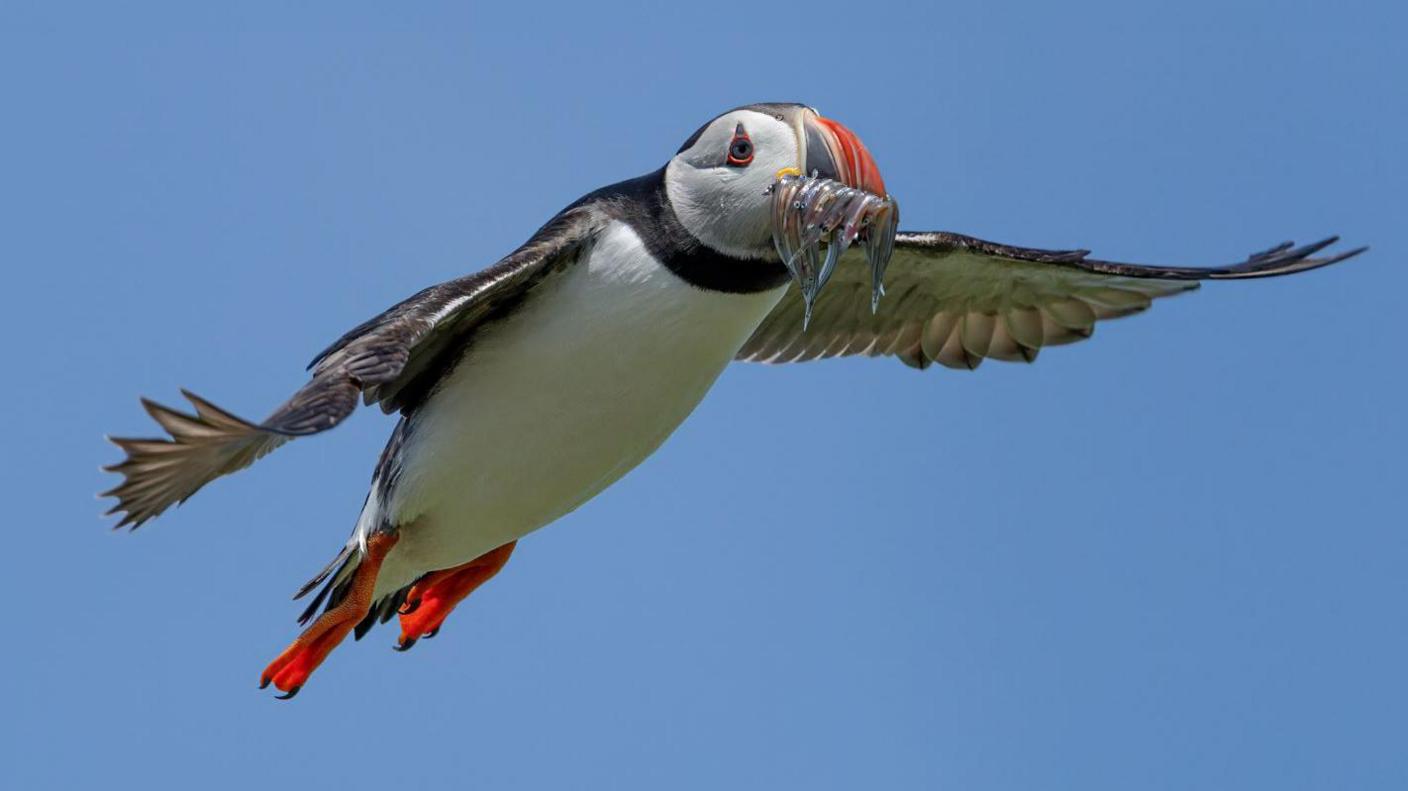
[586,168,792,294]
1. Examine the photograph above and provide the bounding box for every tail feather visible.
[294,544,355,625]
[102,391,289,530]
[354,586,413,641]
[294,544,354,601]
[294,542,415,638]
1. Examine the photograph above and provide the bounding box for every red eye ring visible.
[726,123,754,166]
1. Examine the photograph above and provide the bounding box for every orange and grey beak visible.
[772,108,899,326]
[801,111,887,197]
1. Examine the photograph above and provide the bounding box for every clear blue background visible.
[3,2,1404,788]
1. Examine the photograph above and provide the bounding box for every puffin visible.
[103,102,1364,699]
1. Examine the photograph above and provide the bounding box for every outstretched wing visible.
[738,233,1365,369]
[103,206,603,529]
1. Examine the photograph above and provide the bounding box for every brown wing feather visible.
[103,206,602,529]
[738,232,1365,369]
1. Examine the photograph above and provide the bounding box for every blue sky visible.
[3,2,1404,788]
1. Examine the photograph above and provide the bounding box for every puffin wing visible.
[103,206,603,529]
[737,232,1365,369]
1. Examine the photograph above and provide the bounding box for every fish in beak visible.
[770,109,899,327]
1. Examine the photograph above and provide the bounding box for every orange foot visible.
[395,540,516,652]
[260,531,399,699]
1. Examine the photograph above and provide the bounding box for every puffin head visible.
[664,103,887,262]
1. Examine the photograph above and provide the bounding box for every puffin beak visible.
[800,111,887,197]
[771,109,899,327]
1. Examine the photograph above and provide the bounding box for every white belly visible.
[371,221,785,593]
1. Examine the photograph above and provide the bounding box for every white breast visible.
[370,220,786,594]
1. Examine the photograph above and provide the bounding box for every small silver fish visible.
[769,174,899,327]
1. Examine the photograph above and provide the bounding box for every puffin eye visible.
[726,123,754,167]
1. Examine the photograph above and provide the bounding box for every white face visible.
[664,108,801,260]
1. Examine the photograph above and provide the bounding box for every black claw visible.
[423,628,439,639]
[393,637,418,652]
[259,678,270,690]
[274,686,301,700]
[399,598,421,616]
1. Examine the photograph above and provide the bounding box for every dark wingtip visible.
[1248,240,1296,260]
[1274,236,1366,273]
[1289,236,1338,259]
[1328,245,1369,264]
[1204,235,1368,280]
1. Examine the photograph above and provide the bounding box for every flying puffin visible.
[103,102,1364,699]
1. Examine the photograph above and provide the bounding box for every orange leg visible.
[395,541,516,651]
[260,531,399,699]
